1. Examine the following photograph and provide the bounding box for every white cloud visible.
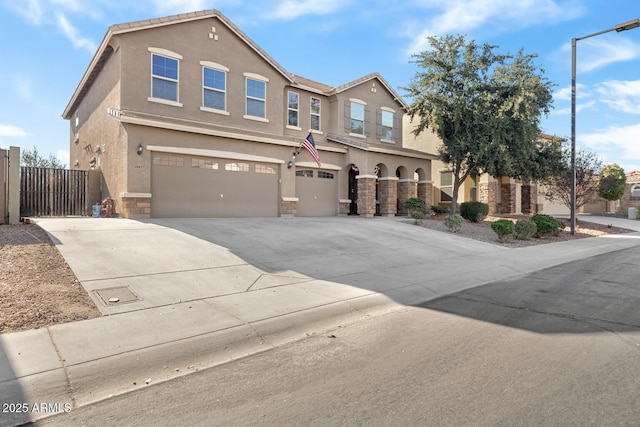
[268,0,350,20]
[596,80,640,114]
[7,0,45,25]
[553,100,596,115]
[0,125,29,138]
[150,0,210,14]
[404,0,584,55]
[576,38,640,73]
[56,12,97,53]
[553,83,590,101]
[57,149,70,168]
[580,123,640,169]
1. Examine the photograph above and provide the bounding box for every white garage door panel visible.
[152,155,278,218]
[295,169,338,217]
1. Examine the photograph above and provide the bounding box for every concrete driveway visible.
[5,214,639,424]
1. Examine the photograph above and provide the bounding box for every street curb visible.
[6,294,403,426]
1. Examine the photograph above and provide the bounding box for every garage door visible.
[295,168,338,216]
[151,153,279,218]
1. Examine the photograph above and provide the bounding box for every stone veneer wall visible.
[398,180,418,216]
[339,200,351,216]
[120,194,151,218]
[500,183,516,214]
[281,198,297,217]
[417,181,433,210]
[357,175,377,217]
[378,178,398,216]
[521,184,535,215]
[478,182,497,215]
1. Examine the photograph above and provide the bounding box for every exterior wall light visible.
[137,144,143,155]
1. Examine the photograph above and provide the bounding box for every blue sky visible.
[2,0,640,173]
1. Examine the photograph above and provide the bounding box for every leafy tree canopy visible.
[403,34,561,214]
[20,145,65,169]
[544,147,603,210]
[598,163,626,201]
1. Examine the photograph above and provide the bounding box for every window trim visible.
[200,61,229,115]
[440,171,453,202]
[244,73,269,122]
[148,47,183,107]
[349,99,366,138]
[287,91,299,128]
[380,108,395,143]
[310,96,321,132]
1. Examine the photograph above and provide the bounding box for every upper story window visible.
[310,97,321,131]
[74,111,79,133]
[632,184,640,199]
[201,61,228,113]
[287,92,299,127]
[350,100,365,136]
[380,108,394,141]
[245,73,269,120]
[148,48,183,107]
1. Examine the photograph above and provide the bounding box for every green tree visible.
[544,147,602,211]
[404,35,561,215]
[20,145,65,168]
[598,163,626,202]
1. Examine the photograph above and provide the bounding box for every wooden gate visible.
[20,167,89,217]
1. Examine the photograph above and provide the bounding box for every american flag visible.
[302,132,321,167]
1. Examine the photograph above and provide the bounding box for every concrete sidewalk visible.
[2,215,640,426]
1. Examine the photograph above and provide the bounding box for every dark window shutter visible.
[376,110,382,139]
[364,106,371,137]
[344,101,351,133]
[393,114,402,143]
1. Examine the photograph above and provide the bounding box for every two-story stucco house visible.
[63,10,435,218]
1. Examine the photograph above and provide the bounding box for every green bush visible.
[444,214,464,232]
[403,197,426,212]
[460,201,489,222]
[491,219,515,239]
[531,214,564,236]
[430,205,448,215]
[491,219,515,242]
[514,219,537,240]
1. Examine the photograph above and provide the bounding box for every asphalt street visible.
[36,245,640,426]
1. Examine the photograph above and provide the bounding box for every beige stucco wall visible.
[69,42,127,202]
[117,17,290,136]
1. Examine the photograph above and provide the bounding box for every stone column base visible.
[281,197,298,217]
[120,192,152,218]
[339,199,351,216]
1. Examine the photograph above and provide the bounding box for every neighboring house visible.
[587,170,640,215]
[403,115,566,215]
[619,171,640,214]
[63,10,435,218]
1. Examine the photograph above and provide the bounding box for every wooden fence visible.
[20,167,89,217]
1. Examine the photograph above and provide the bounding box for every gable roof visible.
[62,10,407,119]
[334,73,408,110]
[63,9,294,119]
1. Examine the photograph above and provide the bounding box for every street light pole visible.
[570,19,640,235]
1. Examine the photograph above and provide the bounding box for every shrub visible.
[444,214,464,232]
[460,201,489,223]
[403,198,426,223]
[430,205,448,215]
[531,214,564,237]
[491,219,515,242]
[514,219,537,240]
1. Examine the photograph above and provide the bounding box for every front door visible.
[348,166,358,215]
